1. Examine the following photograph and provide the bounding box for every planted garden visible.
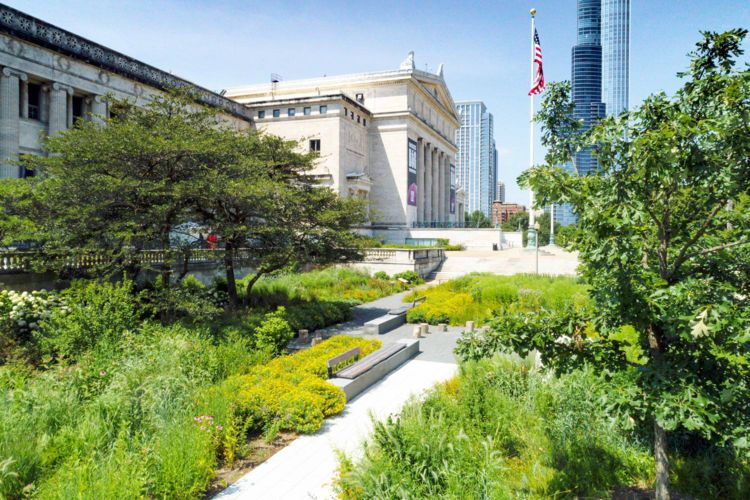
[0,269,390,498]
[404,272,589,326]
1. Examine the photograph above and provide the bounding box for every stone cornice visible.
[0,5,252,122]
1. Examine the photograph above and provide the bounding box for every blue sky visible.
[7,0,749,204]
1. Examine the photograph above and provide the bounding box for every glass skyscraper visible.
[602,0,630,116]
[456,101,496,217]
[557,0,630,226]
[571,0,605,176]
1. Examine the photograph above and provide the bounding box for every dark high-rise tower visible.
[571,0,605,175]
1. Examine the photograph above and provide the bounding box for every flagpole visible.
[528,8,538,249]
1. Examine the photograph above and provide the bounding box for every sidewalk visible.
[215,359,458,499]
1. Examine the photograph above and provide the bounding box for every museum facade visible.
[0,5,252,179]
[0,6,465,229]
[226,53,465,228]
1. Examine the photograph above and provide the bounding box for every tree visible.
[501,211,528,232]
[503,30,750,498]
[465,210,492,228]
[194,132,367,307]
[19,89,231,289]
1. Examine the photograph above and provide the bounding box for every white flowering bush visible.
[0,289,64,337]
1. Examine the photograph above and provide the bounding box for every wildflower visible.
[100,370,107,377]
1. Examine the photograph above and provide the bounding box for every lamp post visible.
[534,222,540,273]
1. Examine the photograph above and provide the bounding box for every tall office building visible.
[602,0,630,116]
[455,101,496,217]
[571,0,605,175]
[496,180,505,203]
[557,0,629,226]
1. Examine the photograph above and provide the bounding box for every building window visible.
[344,107,348,117]
[304,106,311,115]
[72,95,84,123]
[288,108,295,116]
[258,110,265,119]
[356,115,360,123]
[319,105,327,114]
[350,111,354,119]
[355,92,364,103]
[272,109,280,118]
[363,118,366,126]
[27,83,41,120]
[309,139,321,152]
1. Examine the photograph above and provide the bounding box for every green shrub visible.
[373,271,389,280]
[208,336,379,438]
[253,307,294,355]
[37,279,137,361]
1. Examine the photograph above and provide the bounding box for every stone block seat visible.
[363,296,426,335]
[328,339,420,400]
[335,342,405,379]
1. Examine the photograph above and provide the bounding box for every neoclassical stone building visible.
[0,5,252,179]
[0,6,465,230]
[226,53,465,228]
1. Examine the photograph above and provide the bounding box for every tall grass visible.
[405,273,589,325]
[244,267,406,307]
[337,355,654,498]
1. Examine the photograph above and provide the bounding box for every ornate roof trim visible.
[0,5,252,122]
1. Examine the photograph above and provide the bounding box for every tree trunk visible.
[224,242,238,309]
[654,419,670,500]
[243,272,263,306]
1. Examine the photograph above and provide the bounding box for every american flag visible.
[528,28,545,96]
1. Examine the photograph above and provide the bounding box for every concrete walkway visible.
[432,246,579,281]
[215,359,457,499]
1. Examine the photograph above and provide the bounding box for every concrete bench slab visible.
[363,313,405,335]
[336,343,405,379]
[329,339,420,400]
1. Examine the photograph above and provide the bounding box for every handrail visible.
[0,248,254,273]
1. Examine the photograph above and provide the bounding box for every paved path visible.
[215,359,458,500]
[433,246,579,281]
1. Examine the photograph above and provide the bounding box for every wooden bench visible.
[327,347,361,378]
[335,343,406,380]
[388,295,426,316]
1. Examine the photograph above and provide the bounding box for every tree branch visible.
[668,200,726,280]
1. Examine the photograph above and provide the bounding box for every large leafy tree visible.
[4,89,367,312]
[193,133,366,308]
[19,89,235,285]
[483,30,750,498]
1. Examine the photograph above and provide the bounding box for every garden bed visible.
[403,273,589,326]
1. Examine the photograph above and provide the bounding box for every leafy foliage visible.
[513,29,750,495]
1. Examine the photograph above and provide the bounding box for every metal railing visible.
[0,248,255,274]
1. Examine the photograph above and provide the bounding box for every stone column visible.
[39,85,49,123]
[20,80,28,119]
[66,92,73,128]
[433,145,440,223]
[437,152,445,224]
[90,95,107,123]
[416,138,424,223]
[49,82,72,136]
[424,142,432,223]
[445,155,452,222]
[0,68,27,178]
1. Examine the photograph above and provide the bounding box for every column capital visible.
[2,67,27,81]
[94,94,108,104]
[51,82,74,94]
